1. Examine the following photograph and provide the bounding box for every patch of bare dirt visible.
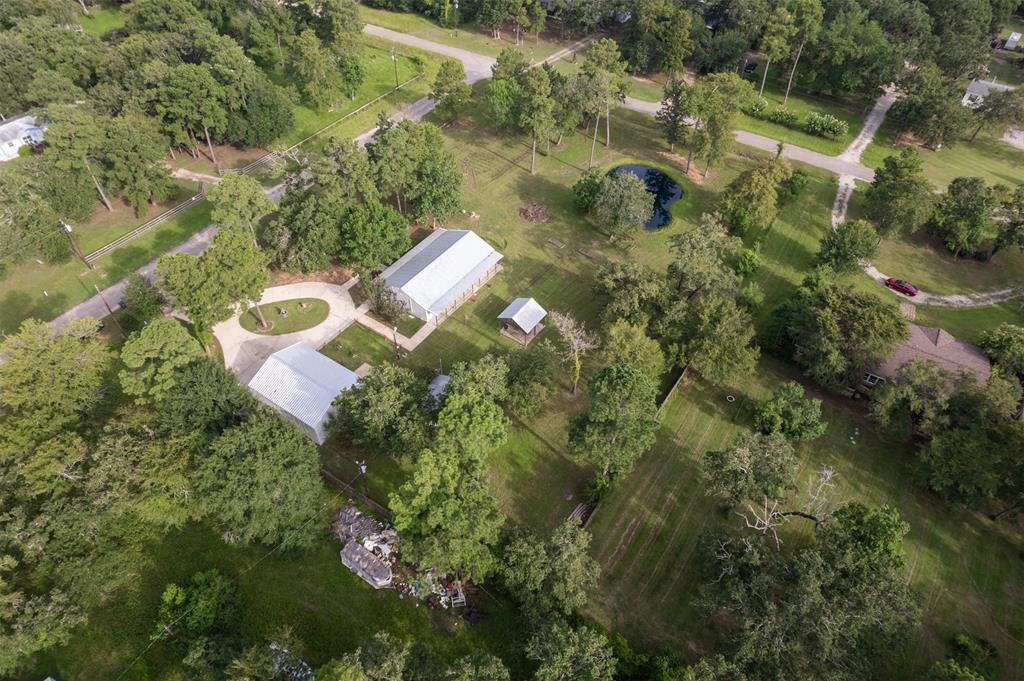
[270,266,353,286]
[519,202,552,223]
[1004,581,1023,601]
[656,151,712,184]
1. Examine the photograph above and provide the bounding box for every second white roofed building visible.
[380,229,503,323]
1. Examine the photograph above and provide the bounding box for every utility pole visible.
[94,284,125,338]
[60,220,92,269]
[391,47,399,89]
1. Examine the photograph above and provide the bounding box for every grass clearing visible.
[862,124,1024,189]
[239,298,330,334]
[584,357,1024,680]
[358,6,565,61]
[74,179,200,253]
[24,522,529,681]
[914,302,1024,345]
[868,229,1024,296]
[75,7,125,36]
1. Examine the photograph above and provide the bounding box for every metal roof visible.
[498,297,547,334]
[965,79,1015,98]
[247,342,359,444]
[381,229,503,316]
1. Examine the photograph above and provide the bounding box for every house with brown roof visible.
[861,324,991,390]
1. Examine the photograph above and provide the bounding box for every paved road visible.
[366,24,877,181]
[50,182,289,332]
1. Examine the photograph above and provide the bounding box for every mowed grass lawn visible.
[239,298,330,334]
[584,358,1024,681]
[75,7,125,36]
[358,5,566,61]
[862,124,1024,189]
[867,228,1024,296]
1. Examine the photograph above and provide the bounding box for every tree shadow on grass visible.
[0,288,70,331]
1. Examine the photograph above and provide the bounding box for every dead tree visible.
[550,311,599,394]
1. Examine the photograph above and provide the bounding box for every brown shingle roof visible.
[875,324,991,382]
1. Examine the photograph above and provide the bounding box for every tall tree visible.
[781,0,824,105]
[758,5,796,97]
[569,362,659,477]
[891,61,971,149]
[329,362,430,458]
[43,104,114,211]
[754,380,826,441]
[970,87,1024,142]
[338,201,410,271]
[526,622,617,681]
[519,66,555,174]
[931,177,998,257]
[980,323,1024,377]
[153,64,228,166]
[581,38,630,150]
[702,431,798,506]
[707,502,919,681]
[199,409,323,549]
[818,219,879,273]
[501,518,600,618]
[550,311,600,394]
[600,320,666,380]
[717,155,792,235]
[656,76,688,153]
[431,58,472,122]
[768,277,909,389]
[102,114,174,216]
[593,172,655,241]
[119,319,204,405]
[863,148,934,239]
[207,173,276,247]
[661,292,760,383]
[389,445,505,580]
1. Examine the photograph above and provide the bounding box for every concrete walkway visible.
[213,281,362,383]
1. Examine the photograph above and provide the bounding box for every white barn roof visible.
[381,229,502,319]
[498,297,547,334]
[247,342,359,444]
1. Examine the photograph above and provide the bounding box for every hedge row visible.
[747,99,850,139]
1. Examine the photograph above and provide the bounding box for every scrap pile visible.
[333,506,399,589]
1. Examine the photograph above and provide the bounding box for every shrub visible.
[585,474,613,504]
[572,168,605,213]
[40,231,71,263]
[778,169,810,204]
[361,272,407,324]
[768,107,799,127]
[735,248,762,277]
[804,112,849,138]
[747,97,770,118]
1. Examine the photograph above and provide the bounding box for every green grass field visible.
[358,6,565,61]
[75,7,125,36]
[25,522,530,681]
[914,302,1024,345]
[584,359,1024,680]
[239,298,330,334]
[862,124,1024,189]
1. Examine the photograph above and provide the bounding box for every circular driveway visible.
[213,281,362,382]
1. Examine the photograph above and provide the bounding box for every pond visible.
[609,164,684,230]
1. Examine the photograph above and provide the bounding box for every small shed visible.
[498,297,547,345]
[962,79,1015,108]
[1006,32,1022,50]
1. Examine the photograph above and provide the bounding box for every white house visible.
[380,229,503,323]
[247,342,359,444]
[962,79,1015,108]
[0,114,45,162]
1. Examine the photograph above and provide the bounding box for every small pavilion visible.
[498,297,547,345]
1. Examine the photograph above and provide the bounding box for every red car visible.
[884,278,919,297]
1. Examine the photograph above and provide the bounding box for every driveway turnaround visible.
[213,281,362,383]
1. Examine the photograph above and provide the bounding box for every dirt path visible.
[830,90,1022,309]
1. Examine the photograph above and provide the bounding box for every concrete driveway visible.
[213,281,361,383]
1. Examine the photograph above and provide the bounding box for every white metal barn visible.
[247,342,359,444]
[380,229,503,323]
